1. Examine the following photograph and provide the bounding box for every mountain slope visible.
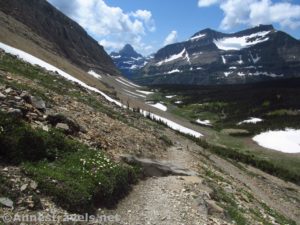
[136,25,300,86]
[110,44,148,79]
[0,0,118,75]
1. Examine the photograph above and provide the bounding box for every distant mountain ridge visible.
[0,0,119,75]
[134,25,300,86]
[110,44,148,79]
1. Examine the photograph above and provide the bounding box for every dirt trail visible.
[102,130,300,225]
[103,134,217,225]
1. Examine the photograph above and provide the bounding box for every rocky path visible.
[103,132,229,225]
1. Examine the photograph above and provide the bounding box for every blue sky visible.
[48,0,300,55]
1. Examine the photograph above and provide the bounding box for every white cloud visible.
[198,0,220,7]
[48,0,155,54]
[164,30,178,46]
[198,0,300,30]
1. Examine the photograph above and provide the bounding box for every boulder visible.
[121,154,198,177]
[30,96,46,112]
[47,114,83,134]
[205,200,224,216]
[0,197,14,208]
[0,92,6,99]
[56,123,70,131]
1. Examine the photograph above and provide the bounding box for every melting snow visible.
[0,42,125,108]
[140,110,203,138]
[136,90,154,95]
[88,70,102,79]
[237,55,243,64]
[224,71,233,77]
[248,72,283,77]
[238,117,263,125]
[166,95,176,99]
[214,31,270,51]
[196,119,212,126]
[147,102,168,111]
[190,34,206,41]
[253,129,300,153]
[123,89,146,98]
[221,55,226,64]
[156,48,186,66]
[165,69,181,74]
[118,77,142,88]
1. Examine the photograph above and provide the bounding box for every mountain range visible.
[127,25,300,86]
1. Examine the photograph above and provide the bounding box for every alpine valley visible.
[0,0,300,225]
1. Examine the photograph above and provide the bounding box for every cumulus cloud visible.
[48,0,155,54]
[198,0,300,30]
[164,30,178,46]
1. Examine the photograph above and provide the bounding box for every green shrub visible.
[0,112,79,164]
[24,150,138,213]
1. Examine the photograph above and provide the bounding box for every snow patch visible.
[238,117,263,125]
[214,31,270,51]
[147,102,167,111]
[229,66,237,70]
[118,77,142,88]
[166,95,176,99]
[253,129,300,153]
[165,69,181,74]
[175,101,183,104]
[123,89,146,98]
[196,119,212,126]
[156,48,186,66]
[224,71,233,77]
[136,90,154,95]
[221,55,226,64]
[0,42,125,108]
[140,110,203,138]
[190,34,206,41]
[111,55,121,59]
[237,72,245,76]
[88,70,102,79]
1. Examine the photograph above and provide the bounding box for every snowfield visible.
[214,31,270,51]
[238,117,263,125]
[147,102,168,111]
[196,119,212,126]
[189,33,206,41]
[140,110,203,138]
[136,90,154,95]
[88,70,102,79]
[253,129,300,153]
[156,48,186,66]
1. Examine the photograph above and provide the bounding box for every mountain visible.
[110,44,148,79]
[135,25,300,86]
[0,0,119,75]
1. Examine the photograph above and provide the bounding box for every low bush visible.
[24,150,138,213]
[0,112,139,213]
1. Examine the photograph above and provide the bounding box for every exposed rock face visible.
[110,44,148,79]
[135,25,300,86]
[121,154,198,177]
[0,0,119,75]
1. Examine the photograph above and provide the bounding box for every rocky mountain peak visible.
[119,44,142,58]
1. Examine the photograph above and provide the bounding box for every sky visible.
[48,0,300,55]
